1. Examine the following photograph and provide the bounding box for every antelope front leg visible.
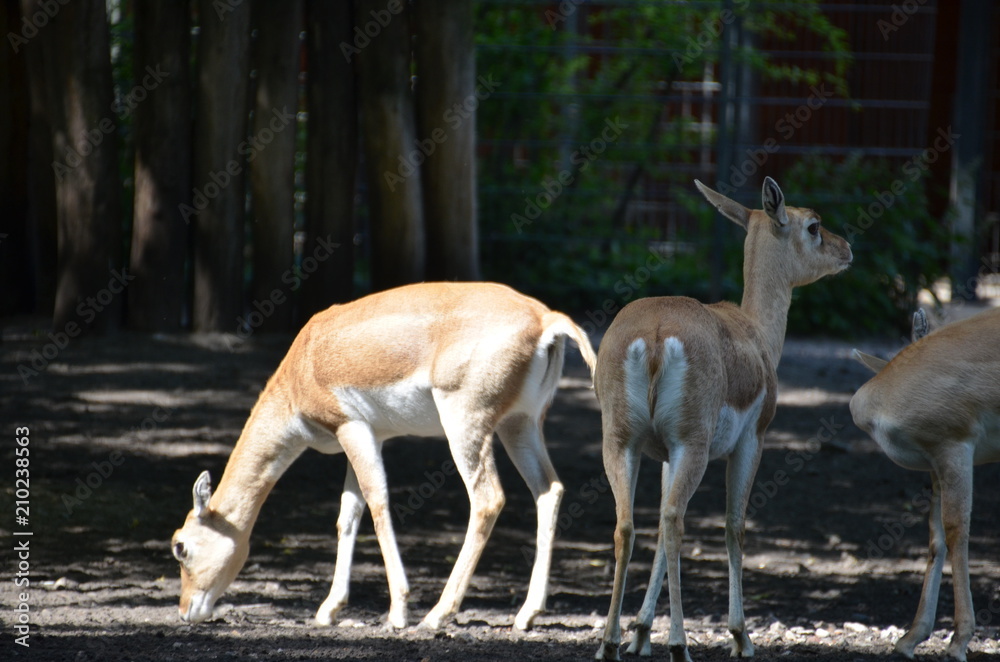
[338,422,410,629]
[723,437,762,658]
[895,474,944,658]
[316,464,367,625]
[627,461,671,657]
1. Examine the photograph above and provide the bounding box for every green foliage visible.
[475,1,853,322]
[781,153,949,337]
[746,5,852,96]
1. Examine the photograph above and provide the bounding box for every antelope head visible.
[171,471,249,623]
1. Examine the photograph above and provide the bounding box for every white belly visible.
[333,375,445,439]
[868,417,932,471]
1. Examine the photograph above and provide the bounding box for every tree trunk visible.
[300,0,357,317]
[17,0,59,317]
[356,0,425,291]
[0,0,32,315]
[192,0,250,331]
[249,0,302,332]
[923,2,958,227]
[45,0,123,333]
[414,0,479,281]
[129,0,191,331]
[947,0,991,299]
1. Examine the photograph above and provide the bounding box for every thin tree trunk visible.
[356,0,424,290]
[129,0,191,331]
[249,0,302,332]
[414,0,478,281]
[18,0,58,316]
[192,0,250,331]
[923,1,958,228]
[46,0,123,333]
[0,0,32,315]
[301,0,356,316]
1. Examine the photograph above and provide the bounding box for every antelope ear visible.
[851,349,888,374]
[911,308,930,343]
[762,176,789,229]
[694,179,750,230]
[193,471,212,517]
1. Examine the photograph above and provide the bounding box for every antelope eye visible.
[173,541,187,561]
[808,222,820,237]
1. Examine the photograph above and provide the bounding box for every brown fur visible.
[595,178,852,661]
[171,282,597,631]
[849,306,1000,661]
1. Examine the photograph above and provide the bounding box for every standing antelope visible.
[595,177,852,661]
[171,282,596,631]
[851,306,1000,661]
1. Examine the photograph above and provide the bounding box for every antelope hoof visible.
[385,605,408,630]
[595,641,621,661]
[625,624,652,656]
[944,636,969,662]
[514,606,539,631]
[729,629,755,657]
[314,598,346,626]
[668,643,693,662]
[418,607,451,631]
[893,632,920,659]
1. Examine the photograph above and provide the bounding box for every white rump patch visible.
[623,338,653,436]
[651,337,688,443]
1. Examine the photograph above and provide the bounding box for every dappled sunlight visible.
[777,387,853,407]
[5,326,997,661]
[49,361,206,376]
[73,389,198,407]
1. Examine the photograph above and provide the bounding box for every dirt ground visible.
[2,310,999,661]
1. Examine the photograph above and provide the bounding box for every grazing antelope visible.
[595,177,852,661]
[851,306,1000,661]
[171,282,596,631]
